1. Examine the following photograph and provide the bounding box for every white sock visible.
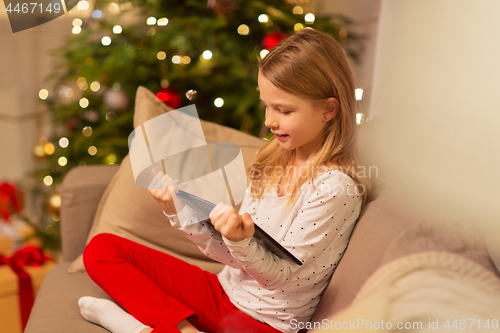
[79,296,151,333]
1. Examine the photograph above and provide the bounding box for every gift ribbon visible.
[0,245,50,330]
[0,182,21,222]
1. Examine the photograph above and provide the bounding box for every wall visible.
[0,5,73,181]
[314,0,381,120]
[366,0,500,266]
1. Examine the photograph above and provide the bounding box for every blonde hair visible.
[246,28,371,211]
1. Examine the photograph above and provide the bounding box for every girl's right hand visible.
[148,167,184,215]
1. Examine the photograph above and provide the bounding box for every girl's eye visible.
[263,105,290,115]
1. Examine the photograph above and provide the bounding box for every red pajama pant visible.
[83,233,283,333]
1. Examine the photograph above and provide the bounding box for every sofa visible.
[25,88,500,333]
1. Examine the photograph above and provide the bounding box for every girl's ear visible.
[323,97,340,119]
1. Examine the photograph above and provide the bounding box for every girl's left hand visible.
[209,203,254,242]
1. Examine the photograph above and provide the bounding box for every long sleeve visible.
[164,186,259,269]
[164,204,242,268]
[222,172,362,290]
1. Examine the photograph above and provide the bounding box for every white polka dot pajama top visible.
[165,170,362,333]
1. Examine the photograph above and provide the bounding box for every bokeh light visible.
[171,55,181,64]
[39,89,48,100]
[33,145,44,157]
[88,146,97,156]
[59,137,69,148]
[82,126,93,137]
[356,113,363,124]
[77,1,89,10]
[157,17,168,26]
[44,143,55,155]
[101,36,111,46]
[90,81,100,92]
[355,88,364,101]
[105,111,116,122]
[202,50,212,60]
[79,98,89,108]
[237,24,249,35]
[294,23,304,31]
[78,80,88,91]
[214,98,224,107]
[157,51,166,60]
[43,175,53,186]
[258,14,269,23]
[58,156,68,166]
[49,194,61,208]
[304,13,315,24]
[106,154,117,164]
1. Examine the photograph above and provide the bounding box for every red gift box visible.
[0,246,53,333]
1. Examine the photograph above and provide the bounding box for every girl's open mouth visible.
[275,134,288,141]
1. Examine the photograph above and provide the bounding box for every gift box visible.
[0,247,54,333]
[0,218,37,256]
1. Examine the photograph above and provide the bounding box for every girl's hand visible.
[148,167,184,215]
[209,203,254,242]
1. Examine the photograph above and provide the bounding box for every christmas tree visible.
[21,0,365,252]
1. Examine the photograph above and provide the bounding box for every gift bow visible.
[0,182,21,222]
[0,245,51,330]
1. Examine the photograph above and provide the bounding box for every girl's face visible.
[258,71,332,162]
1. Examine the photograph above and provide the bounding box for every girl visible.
[78,28,371,333]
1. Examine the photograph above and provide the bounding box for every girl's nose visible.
[264,111,278,130]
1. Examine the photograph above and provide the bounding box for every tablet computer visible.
[176,189,302,266]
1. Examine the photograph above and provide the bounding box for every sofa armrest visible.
[60,164,120,262]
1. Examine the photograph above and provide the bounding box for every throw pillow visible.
[68,86,266,274]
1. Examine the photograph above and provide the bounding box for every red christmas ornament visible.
[0,182,23,222]
[156,87,181,109]
[263,31,287,50]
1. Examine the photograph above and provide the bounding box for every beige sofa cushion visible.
[68,86,266,273]
[381,219,500,275]
[310,251,500,333]
[311,188,420,320]
[311,186,500,321]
